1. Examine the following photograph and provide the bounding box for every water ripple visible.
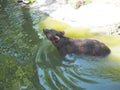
[36,39,120,90]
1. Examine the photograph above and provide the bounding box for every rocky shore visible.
[30,0,120,35]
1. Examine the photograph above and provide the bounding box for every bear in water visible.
[43,29,111,57]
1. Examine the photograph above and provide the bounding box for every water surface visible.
[0,1,120,90]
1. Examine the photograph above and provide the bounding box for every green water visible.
[0,1,120,90]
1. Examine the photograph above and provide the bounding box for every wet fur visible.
[43,29,111,57]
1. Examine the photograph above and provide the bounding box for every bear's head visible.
[43,29,64,44]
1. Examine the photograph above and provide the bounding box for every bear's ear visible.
[55,35,60,41]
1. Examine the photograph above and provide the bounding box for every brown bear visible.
[43,29,111,57]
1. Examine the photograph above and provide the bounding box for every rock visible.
[33,0,55,6]
[68,0,85,9]
[30,0,120,35]
[17,0,30,4]
[17,0,23,3]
